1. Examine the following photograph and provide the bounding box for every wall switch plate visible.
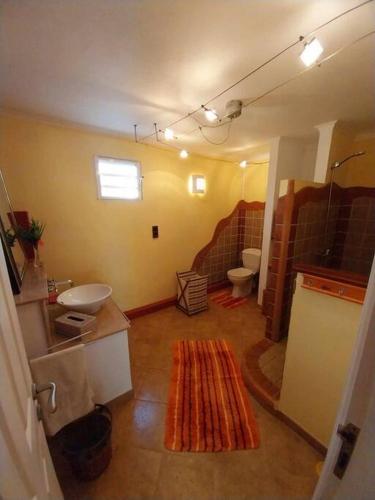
[152,225,159,238]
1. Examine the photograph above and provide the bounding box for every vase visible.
[33,244,41,268]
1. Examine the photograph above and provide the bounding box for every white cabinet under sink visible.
[15,264,133,404]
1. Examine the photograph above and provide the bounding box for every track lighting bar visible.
[139,0,373,146]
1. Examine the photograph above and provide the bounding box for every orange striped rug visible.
[211,292,248,309]
[165,340,260,452]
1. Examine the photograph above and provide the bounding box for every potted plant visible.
[5,228,16,247]
[18,219,45,268]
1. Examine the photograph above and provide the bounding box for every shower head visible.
[331,151,366,169]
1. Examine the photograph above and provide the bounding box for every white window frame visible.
[94,155,143,201]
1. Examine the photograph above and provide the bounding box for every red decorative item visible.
[12,211,35,261]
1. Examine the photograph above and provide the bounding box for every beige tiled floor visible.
[53,295,322,499]
[258,338,287,390]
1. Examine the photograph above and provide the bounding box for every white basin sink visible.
[57,284,112,314]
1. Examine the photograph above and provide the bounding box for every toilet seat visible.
[227,267,254,279]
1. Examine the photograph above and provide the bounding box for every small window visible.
[95,156,142,200]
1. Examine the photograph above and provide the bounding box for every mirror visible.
[0,169,26,293]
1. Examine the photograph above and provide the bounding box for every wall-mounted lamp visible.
[191,175,206,194]
[239,160,248,168]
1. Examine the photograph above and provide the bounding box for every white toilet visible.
[227,248,262,298]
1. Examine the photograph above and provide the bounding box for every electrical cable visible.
[165,29,375,146]
[198,120,233,145]
[138,0,374,143]
[242,29,375,111]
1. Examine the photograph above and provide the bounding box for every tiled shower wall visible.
[193,202,265,285]
[291,186,375,274]
[263,184,375,341]
[333,196,375,275]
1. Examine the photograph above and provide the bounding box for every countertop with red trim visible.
[293,263,368,289]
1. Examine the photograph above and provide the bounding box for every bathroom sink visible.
[57,284,112,314]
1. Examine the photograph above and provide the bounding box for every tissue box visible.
[54,311,97,338]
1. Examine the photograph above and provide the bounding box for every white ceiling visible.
[1,0,374,161]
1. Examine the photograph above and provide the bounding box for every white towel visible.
[30,344,95,436]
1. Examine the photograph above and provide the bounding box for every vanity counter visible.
[13,264,133,404]
[15,263,50,359]
[48,298,131,352]
[48,297,133,404]
[14,263,48,305]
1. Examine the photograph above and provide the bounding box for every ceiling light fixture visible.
[300,37,324,67]
[164,128,174,140]
[239,160,248,168]
[138,0,375,150]
[201,105,218,122]
[180,149,189,159]
[205,108,218,122]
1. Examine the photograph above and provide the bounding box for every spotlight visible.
[164,128,174,140]
[239,160,248,168]
[300,38,323,67]
[180,149,189,159]
[204,108,218,122]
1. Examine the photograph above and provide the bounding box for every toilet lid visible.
[228,267,254,278]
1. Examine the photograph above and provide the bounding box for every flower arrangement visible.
[18,219,45,267]
[5,228,16,247]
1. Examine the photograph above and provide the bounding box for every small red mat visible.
[165,340,260,452]
[211,292,248,309]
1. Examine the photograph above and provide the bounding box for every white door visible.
[0,244,63,499]
[314,256,375,499]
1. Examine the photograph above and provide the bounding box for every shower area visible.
[263,151,375,342]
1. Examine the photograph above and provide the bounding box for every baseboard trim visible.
[107,389,134,406]
[246,384,327,455]
[125,281,231,320]
[208,280,231,293]
[125,296,177,319]
[275,410,327,456]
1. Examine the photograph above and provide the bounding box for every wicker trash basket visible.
[176,271,208,316]
[59,404,112,481]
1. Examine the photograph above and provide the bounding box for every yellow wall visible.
[0,112,268,310]
[343,138,375,188]
[329,128,375,188]
[243,162,268,202]
[279,274,362,447]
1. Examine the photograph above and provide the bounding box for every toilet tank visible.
[242,248,261,271]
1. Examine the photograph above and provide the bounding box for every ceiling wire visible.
[191,115,230,129]
[247,161,269,166]
[242,30,375,111]
[167,29,375,145]
[138,0,374,144]
[146,135,269,166]
[198,120,233,145]
[149,28,375,162]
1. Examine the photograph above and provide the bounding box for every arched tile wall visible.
[192,200,265,285]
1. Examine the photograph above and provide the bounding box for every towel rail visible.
[47,330,94,352]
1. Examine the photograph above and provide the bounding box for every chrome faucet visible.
[47,278,74,294]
